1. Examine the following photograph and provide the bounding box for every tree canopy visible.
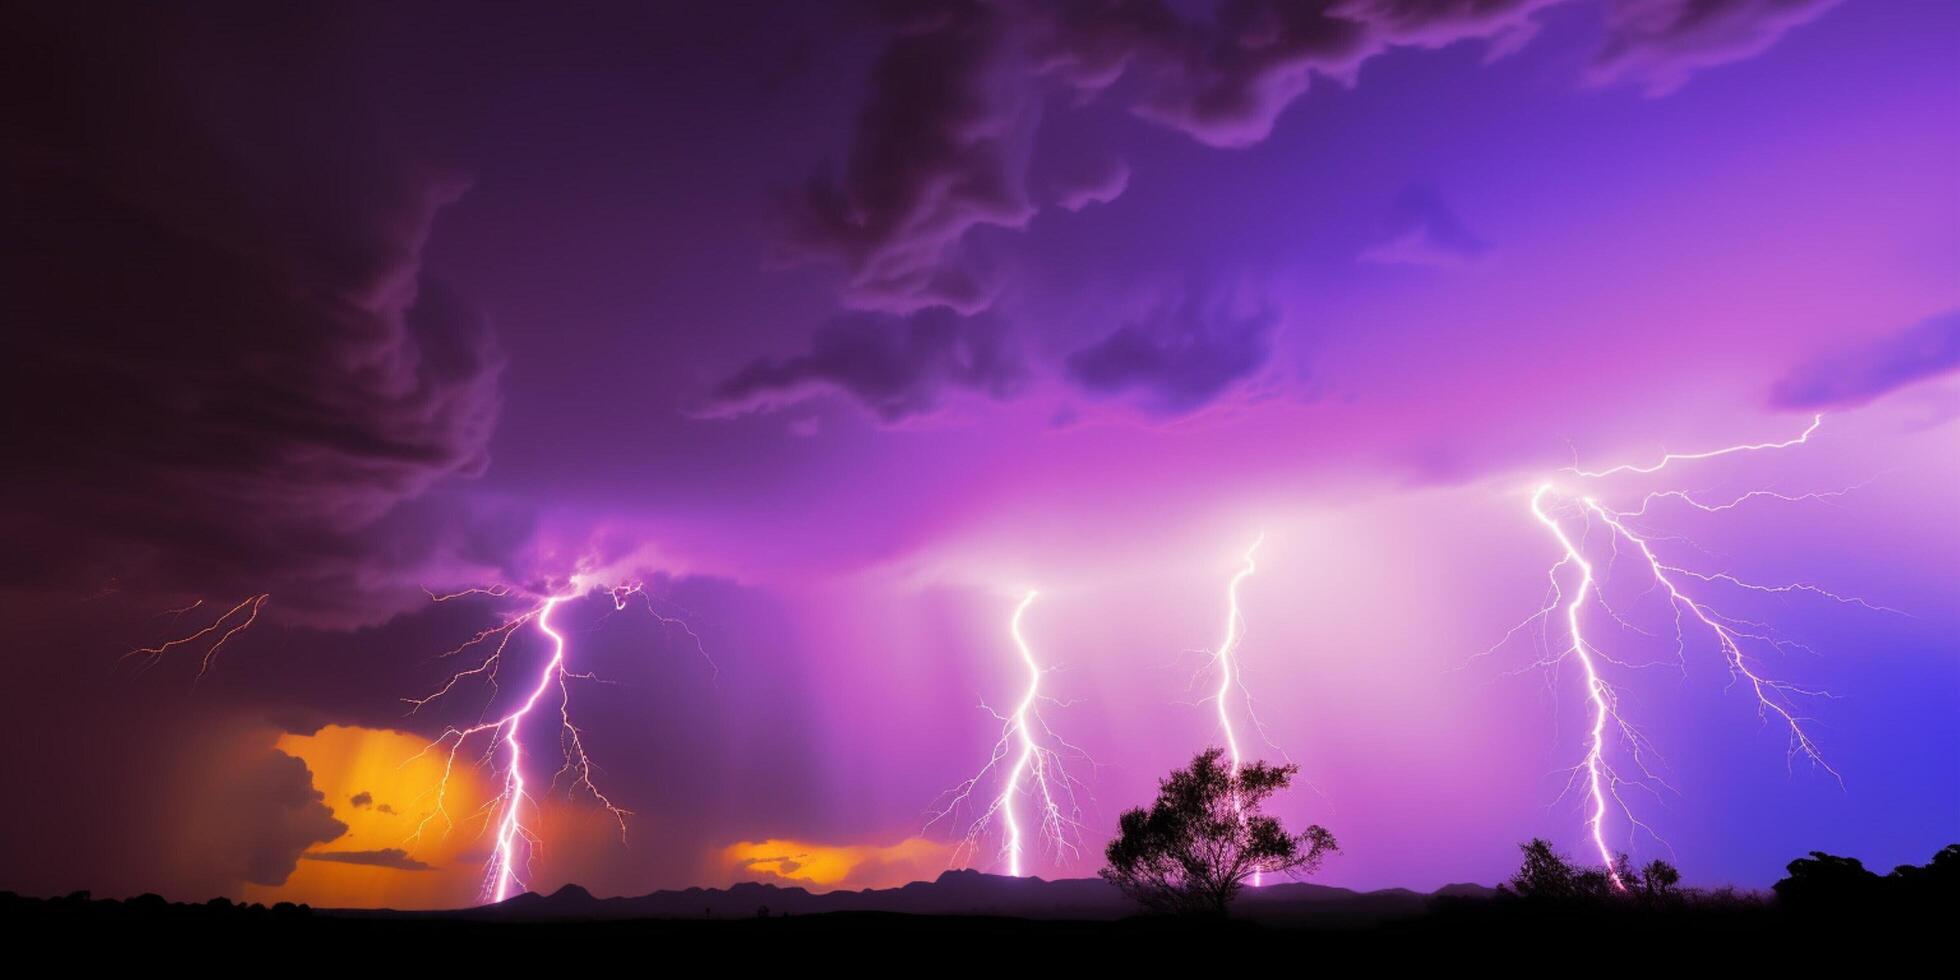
[1505,838,1682,903]
[1101,747,1336,915]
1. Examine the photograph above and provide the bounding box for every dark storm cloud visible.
[1064,293,1280,417]
[350,792,374,809]
[764,0,1840,423]
[780,1,1037,314]
[1027,0,1559,148]
[701,308,1027,423]
[1590,0,1843,95]
[1360,186,1492,268]
[201,749,350,887]
[781,1,1557,316]
[1,4,506,621]
[1770,311,1960,410]
[302,848,437,872]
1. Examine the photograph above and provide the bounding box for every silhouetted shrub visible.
[1775,844,1959,909]
[1102,747,1336,916]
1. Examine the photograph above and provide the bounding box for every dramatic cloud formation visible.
[302,849,437,872]
[702,308,1026,422]
[782,0,1553,315]
[1,4,506,623]
[1591,0,1844,95]
[1065,291,1280,417]
[762,0,1831,418]
[1033,0,1556,148]
[189,748,348,888]
[1771,310,1960,410]
[780,2,1035,314]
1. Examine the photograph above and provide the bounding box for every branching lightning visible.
[125,593,270,679]
[927,589,1094,876]
[1199,533,1288,885]
[1491,414,1894,888]
[402,575,707,903]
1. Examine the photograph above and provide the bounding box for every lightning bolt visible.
[124,593,270,679]
[402,575,707,903]
[1494,414,1892,889]
[927,589,1093,877]
[1204,533,1284,886]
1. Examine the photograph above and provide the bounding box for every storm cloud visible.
[1770,311,1960,410]
[1591,0,1843,95]
[1064,292,1280,417]
[702,308,1027,423]
[763,0,1833,418]
[779,2,1036,314]
[1,4,507,623]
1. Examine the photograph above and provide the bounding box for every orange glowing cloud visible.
[719,837,952,891]
[243,725,495,909]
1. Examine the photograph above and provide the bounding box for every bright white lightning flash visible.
[928,589,1093,876]
[1491,414,1893,888]
[1203,533,1285,886]
[403,577,706,903]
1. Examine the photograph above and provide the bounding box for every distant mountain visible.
[336,871,1496,923]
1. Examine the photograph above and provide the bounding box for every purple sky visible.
[2,0,1955,907]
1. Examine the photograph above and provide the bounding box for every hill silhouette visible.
[337,869,1496,924]
[5,843,1948,963]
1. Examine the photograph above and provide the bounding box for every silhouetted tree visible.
[1640,859,1681,900]
[1504,839,1630,902]
[1101,747,1336,916]
[1775,844,1960,908]
[1888,843,1959,889]
[1772,851,1880,905]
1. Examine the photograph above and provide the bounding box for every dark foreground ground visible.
[5,889,1949,966]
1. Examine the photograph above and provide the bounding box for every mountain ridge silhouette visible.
[339,870,1498,922]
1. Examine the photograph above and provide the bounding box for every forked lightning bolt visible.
[403,575,705,903]
[1491,414,1892,888]
[1202,533,1287,886]
[125,593,270,679]
[927,590,1093,876]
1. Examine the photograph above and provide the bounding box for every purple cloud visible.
[779,2,1036,314]
[1064,292,1280,417]
[1770,310,1960,410]
[701,308,1026,423]
[782,0,1559,317]
[1,4,507,623]
[1591,0,1844,95]
[1031,0,1557,148]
